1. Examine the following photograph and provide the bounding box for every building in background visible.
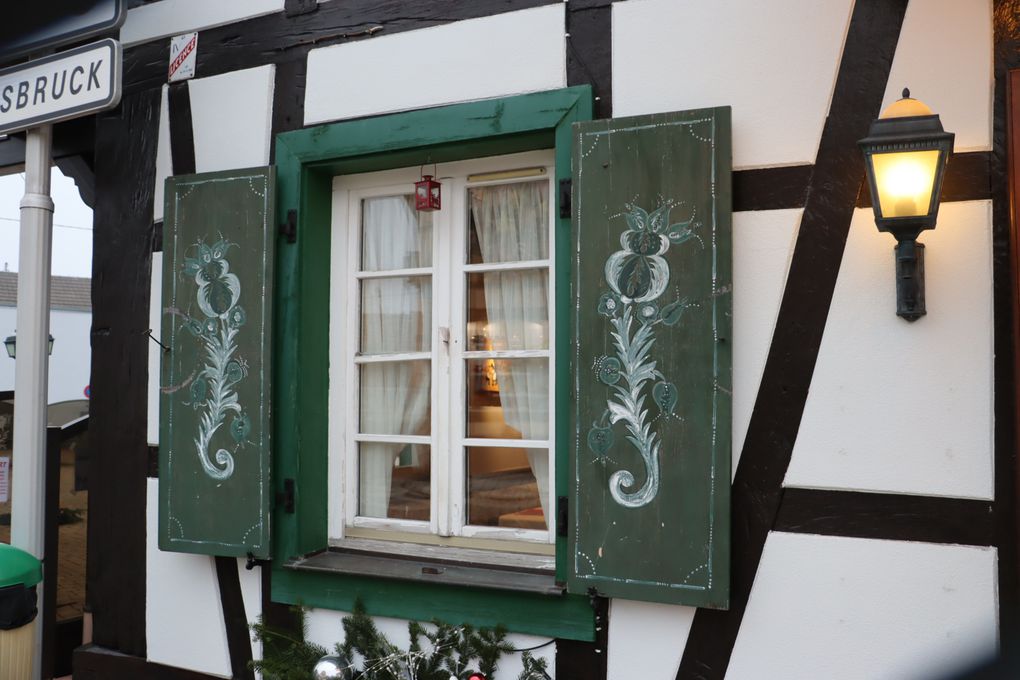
[0,271,91,408]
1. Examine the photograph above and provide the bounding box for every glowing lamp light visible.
[858,88,954,321]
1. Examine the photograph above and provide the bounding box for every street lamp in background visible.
[4,334,54,359]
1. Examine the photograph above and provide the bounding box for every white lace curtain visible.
[469,182,551,522]
[358,196,432,518]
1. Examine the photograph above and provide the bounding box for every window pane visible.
[466,358,548,440]
[359,443,430,521]
[361,195,432,270]
[467,181,549,264]
[361,276,432,354]
[360,361,431,436]
[466,447,547,530]
[466,270,548,351]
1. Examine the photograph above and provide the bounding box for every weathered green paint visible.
[159,167,275,558]
[273,87,595,639]
[272,567,595,642]
[568,109,732,608]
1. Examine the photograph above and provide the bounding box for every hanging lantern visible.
[415,163,441,212]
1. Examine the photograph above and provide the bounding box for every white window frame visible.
[327,150,557,554]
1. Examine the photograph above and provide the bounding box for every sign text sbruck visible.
[0,38,121,136]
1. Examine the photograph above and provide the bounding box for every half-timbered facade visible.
[15,0,1016,678]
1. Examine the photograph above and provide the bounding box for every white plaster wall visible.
[732,209,801,468]
[148,254,162,445]
[0,306,92,405]
[120,0,284,46]
[146,478,264,676]
[881,0,992,152]
[786,201,993,499]
[606,599,695,680]
[154,85,173,222]
[305,608,554,680]
[304,5,566,125]
[188,66,276,174]
[613,0,853,169]
[146,478,231,677]
[727,532,998,680]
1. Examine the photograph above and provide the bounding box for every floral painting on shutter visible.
[159,167,275,558]
[569,108,732,607]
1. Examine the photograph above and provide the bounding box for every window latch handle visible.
[439,326,451,345]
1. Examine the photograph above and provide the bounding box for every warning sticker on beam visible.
[169,33,198,83]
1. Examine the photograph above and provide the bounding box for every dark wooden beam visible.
[733,165,812,212]
[87,86,161,657]
[992,0,1020,635]
[555,596,608,680]
[676,2,909,677]
[214,557,256,680]
[74,644,225,679]
[775,489,995,547]
[167,82,195,175]
[269,58,307,157]
[566,2,611,119]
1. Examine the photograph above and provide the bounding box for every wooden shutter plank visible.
[159,166,275,558]
[568,109,732,608]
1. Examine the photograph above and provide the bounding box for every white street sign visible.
[0,38,121,136]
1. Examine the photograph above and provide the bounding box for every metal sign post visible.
[11,123,53,680]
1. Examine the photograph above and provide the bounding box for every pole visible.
[11,123,53,680]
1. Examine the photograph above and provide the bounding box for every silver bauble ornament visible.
[313,654,352,679]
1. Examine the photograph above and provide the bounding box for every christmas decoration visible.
[314,655,354,679]
[250,599,551,680]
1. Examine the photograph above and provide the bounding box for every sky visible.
[0,167,94,279]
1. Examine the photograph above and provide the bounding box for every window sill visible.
[285,539,563,597]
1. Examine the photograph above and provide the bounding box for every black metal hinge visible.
[559,179,572,219]
[279,209,297,244]
[276,478,295,514]
[557,495,568,537]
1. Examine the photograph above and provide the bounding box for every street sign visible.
[0,39,122,137]
[0,2,126,66]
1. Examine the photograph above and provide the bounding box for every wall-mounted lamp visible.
[858,88,954,321]
[4,333,54,359]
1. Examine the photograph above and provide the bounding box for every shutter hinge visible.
[276,478,295,514]
[558,179,571,219]
[279,209,297,244]
[557,495,568,537]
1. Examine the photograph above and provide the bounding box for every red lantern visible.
[415,165,441,212]
[467,674,487,680]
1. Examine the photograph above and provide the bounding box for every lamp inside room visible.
[858,88,954,321]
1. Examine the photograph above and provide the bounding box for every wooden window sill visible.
[285,540,563,597]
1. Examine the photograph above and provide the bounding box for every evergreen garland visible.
[250,600,553,680]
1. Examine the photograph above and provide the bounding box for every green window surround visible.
[272,86,595,640]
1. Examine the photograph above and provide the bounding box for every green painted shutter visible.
[159,167,275,558]
[568,109,731,608]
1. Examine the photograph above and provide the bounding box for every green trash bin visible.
[0,544,42,680]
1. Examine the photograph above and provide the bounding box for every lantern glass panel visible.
[870,149,940,219]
